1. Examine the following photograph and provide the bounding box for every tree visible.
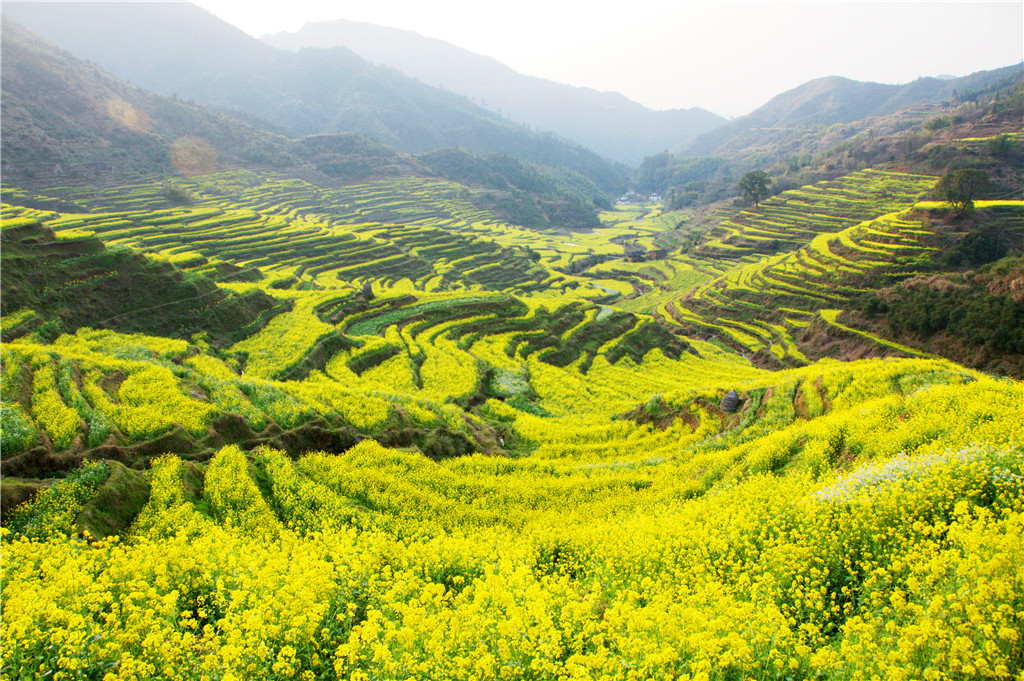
[738,171,771,207]
[935,169,992,217]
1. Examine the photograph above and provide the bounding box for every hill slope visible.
[1,20,612,229]
[0,217,282,348]
[683,65,1024,158]
[0,18,300,187]
[1,11,1022,678]
[633,70,1024,207]
[2,1,627,192]
[262,19,727,166]
[2,166,1022,681]
[2,263,1021,679]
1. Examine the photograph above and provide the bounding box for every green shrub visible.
[1,402,38,457]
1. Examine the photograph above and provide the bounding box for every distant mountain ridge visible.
[1,18,612,229]
[682,65,1024,157]
[1,2,628,193]
[262,19,728,166]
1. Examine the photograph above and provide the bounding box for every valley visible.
[1,6,1023,681]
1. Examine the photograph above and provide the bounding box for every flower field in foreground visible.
[3,354,1022,681]
[3,162,1023,680]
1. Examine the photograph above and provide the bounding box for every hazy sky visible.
[193,0,1024,118]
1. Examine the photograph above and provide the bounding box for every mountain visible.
[261,19,727,167]
[2,2,628,193]
[2,12,1022,668]
[1,18,612,228]
[682,65,1024,158]
[630,65,1024,206]
[0,18,302,187]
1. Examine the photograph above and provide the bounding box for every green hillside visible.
[0,217,282,347]
[681,65,1024,159]
[0,18,301,187]
[1,6,629,194]
[635,70,1024,207]
[2,15,1024,681]
[3,149,1024,678]
[0,17,614,234]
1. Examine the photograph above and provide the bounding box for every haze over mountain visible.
[2,17,613,229]
[8,0,1017,187]
[262,19,727,166]
[1,1,628,193]
[0,18,300,186]
[3,2,1024,675]
[683,65,1024,158]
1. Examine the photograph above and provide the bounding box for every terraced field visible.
[4,312,1021,680]
[639,171,1024,366]
[17,174,700,302]
[663,209,940,361]
[21,185,545,295]
[2,166,1023,680]
[697,170,936,258]
[6,168,1019,460]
